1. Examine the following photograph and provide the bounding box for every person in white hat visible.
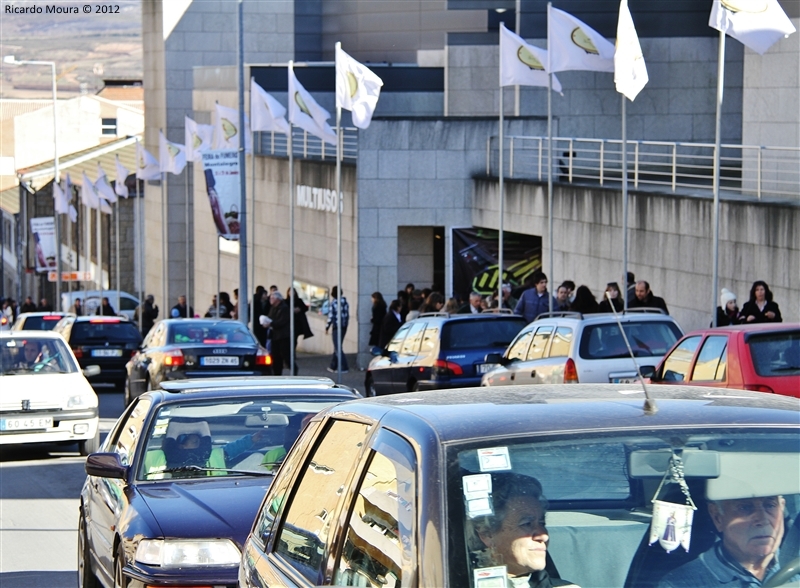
[714,288,740,327]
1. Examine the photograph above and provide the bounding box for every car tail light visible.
[1,317,8,326]
[73,347,83,358]
[744,384,774,393]
[434,359,464,376]
[164,349,185,367]
[256,347,272,366]
[43,315,60,321]
[90,318,120,323]
[564,358,579,383]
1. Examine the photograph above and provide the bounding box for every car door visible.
[371,324,412,395]
[687,335,729,388]
[141,323,166,389]
[514,326,554,385]
[393,321,426,392]
[487,329,534,386]
[655,335,703,382]
[537,326,574,383]
[128,325,158,395]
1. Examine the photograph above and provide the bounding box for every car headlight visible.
[135,539,241,567]
[67,394,91,408]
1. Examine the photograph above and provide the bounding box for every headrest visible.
[166,419,211,440]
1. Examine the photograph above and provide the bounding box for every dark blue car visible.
[365,311,526,395]
[78,377,359,588]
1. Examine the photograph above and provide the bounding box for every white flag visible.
[548,6,615,73]
[185,116,213,162]
[213,104,252,151]
[615,0,649,101]
[709,0,795,55]
[499,23,563,92]
[114,155,129,198]
[335,44,384,129]
[53,181,70,215]
[288,64,337,146]
[81,172,101,209]
[68,204,77,223]
[250,79,290,134]
[98,197,113,215]
[95,163,118,203]
[159,131,187,175]
[136,142,160,180]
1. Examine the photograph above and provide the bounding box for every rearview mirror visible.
[83,365,101,378]
[244,413,290,427]
[85,453,128,479]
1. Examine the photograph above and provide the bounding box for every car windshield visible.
[580,320,683,359]
[137,396,343,480]
[19,316,63,331]
[71,321,142,343]
[748,331,800,376]
[0,337,78,374]
[168,322,255,345]
[448,430,800,588]
[442,318,527,350]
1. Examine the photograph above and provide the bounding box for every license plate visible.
[201,356,239,366]
[1,417,53,431]
[612,377,639,384]
[92,348,123,357]
[477,363,498,374]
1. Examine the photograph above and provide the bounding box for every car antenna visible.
[606,292,658,415]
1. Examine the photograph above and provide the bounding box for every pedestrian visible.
[325,286,349,373]
[171,295,193,319]
[628,281,669,314]
[569,285,599,314]
[626,272,636,306]
[287,287,313,373]
[598,282,624,313]
[514,271,552,323]
[369,292,387,347]
[397,289,410,322]
[500,283,517,311]
[458,292,482,314]
[20,296,36,313]
[96,297,117,316]
[714,288,741,327]
[561,280,576,304]
[2,299,14,324]
[740,280,782,323]
[37,297,53,312]
[219,292,234,318]
[70,297,84,316]
[252,286,267,345]
[232,288,239,320]
[204,295,220,318]
[267,291,291,375]
[406,297,422,321]
[419,291,445,314]
[444,297,460,314]
[137,294,159,336]
[553,283,570,312]
[379,299,403,349]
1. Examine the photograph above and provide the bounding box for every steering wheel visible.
[33,353,60,373]
[764,556,800,588]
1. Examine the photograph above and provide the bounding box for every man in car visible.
[659,495,798,587]
[17,340,42,368]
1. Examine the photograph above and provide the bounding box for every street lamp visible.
[3,55,63,307]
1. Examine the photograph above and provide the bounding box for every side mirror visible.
[85,452,128,479]
[484,353,504,365]
[370,346,383,357]
[83,365,101,378]
[639,365,656,379]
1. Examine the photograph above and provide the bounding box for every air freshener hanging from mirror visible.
[648,452,697,553]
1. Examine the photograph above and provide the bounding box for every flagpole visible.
[97,205,102,303]
[711,30,724,327]
[161,169,167,316]
[335,105,342,384]
[621,95,629,311]
[115,200,120,313]
[498,79,505,308]
[184,164,190,318]
[236,0,249,329]
[138,179,144,331]
[547,2,554,315]
[250,132,255,326]
[217,239,221,318]
[288,61,296,376]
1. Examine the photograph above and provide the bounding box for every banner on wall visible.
[452,227,542,302]
[201,149,241,241]
[30,217,57,273]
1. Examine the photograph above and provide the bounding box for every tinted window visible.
[71,321,142,344]
[691,336,728,381]
[400,322,426,355]
[526,326,553,361]
[660,335,702,382]
[120,297,138,311]
[275,419,371,583]
[506,330,534,361]
[19,316,62,331]
[549,327,573,358]
[441,318,526,350]
[580,321,682,360]
[168,322,254,344]
[112,397,151,467]
[748,331,800,377]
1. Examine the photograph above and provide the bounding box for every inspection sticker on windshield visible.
[463,474,493,517]
[477,447,511,471]
[474,566,507,588]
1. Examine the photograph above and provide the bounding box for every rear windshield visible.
[579,320,682,359]
[168,322,255,345]
[20,316,62,331]
[748,331,800,377]
[441,318,526,350]
[71,321,142,344]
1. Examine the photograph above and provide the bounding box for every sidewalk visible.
[291,352,366,395]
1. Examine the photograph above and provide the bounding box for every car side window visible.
[548,327,573,358]
[400,322,426,355]
[420,325,439,353]
[274,419,372,584]
[386,324,411,354]
[334,429,417,588]
[506,330,534,361]
[690,336,728,382]
[112,397,152,466]
[120,297,138,311]
[661,336,702,382]
[526,326,553,361]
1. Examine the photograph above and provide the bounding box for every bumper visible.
[414,376,484,391]
[125,562,238,587]
[0,408,99,445]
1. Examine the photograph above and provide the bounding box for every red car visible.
[648,323,799,397]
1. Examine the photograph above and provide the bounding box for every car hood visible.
[135,476,273,546]
[0,372,97,411]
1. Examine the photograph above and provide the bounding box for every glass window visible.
[275,419,372,584]
[71,321,142,344]
[167,321,255,344]
[691,336,729,381]
[400,322,426,356]
[526,327,553,361]
[113,397,151,467]
[386,324,411,354]
[506,330,533,361]
[580,321,683,360]
[548,327,573,358]
[441,318,526,351]
[293,280,329,315]
[660,336,702,382]
[335,430,417,587]
[748,331,800,377]
[420,326,439,353]
[0,336,79,375]
[119,297,138,311]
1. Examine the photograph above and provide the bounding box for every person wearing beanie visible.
[714,288,740,327]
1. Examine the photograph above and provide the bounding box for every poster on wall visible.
[452,227,542,303]
[201,149,241,241]
[30,217,57,273]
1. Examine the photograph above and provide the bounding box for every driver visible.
[18,340,42,367]
[659,495,799,587]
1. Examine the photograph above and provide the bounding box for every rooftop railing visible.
[486,136,800,201]
[255,127,358,162]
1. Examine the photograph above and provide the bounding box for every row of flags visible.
[52,156,131,223]
[500,0,795,101]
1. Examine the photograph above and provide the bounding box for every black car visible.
[79,377,359,588]
[239,384,800,588]
[125,319,271,405]
[366,312,527,395]
[53,315,142,388]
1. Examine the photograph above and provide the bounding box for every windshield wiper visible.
[771,366,800,372]
[154,465,273,477]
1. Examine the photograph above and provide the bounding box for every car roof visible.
[1,330,67,340]
[682,322,800,336]
[159,318,244,326]
[414,313,526,324]
[159,375,340,392]
[532,310,676,325]
[331,384,799,444]
[16,312,71,318]
[71,315,133,323]
[146,381,360,403]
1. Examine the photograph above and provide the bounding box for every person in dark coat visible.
[267,291,291,375]
[20,297,37,313]
[598,282,624,313]
[628,281,669,314]
[171,295,194,319]
[252,286,268,346]
[287,287,313,374]
[569,285,599,315]
[714,288,741,327]
[218,292,234,318]
[137,294,159,336]
[740,280,782,323]
[37,298,53,312]
[96,297,117,316]
[369,292,387,347]
[379,299,403,349]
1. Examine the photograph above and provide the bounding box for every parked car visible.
[0,331,100,455]
[79,377,360,588]
[481,310,683,386]
[10,311,71,331]
[60,290,140,320]
[365,312,527,395]
[648,322,800,398]
[124,319,272,406]
[239,383,800,588]
[53,315,143,388]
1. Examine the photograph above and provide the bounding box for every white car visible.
[0,331,100,455]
